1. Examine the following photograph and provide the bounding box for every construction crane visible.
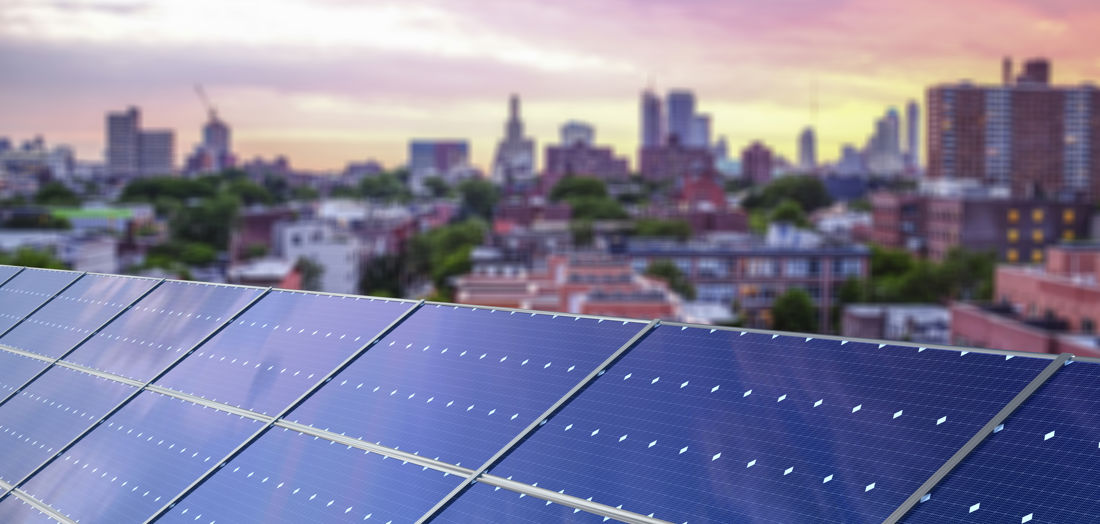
[194,83,218,120]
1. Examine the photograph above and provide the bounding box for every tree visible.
[290,186,319,201]
[457,179,499,221]
[296,256,324,291]
[422,177,451,199]
[360,172,411,202]
[34,181,81,207]
[645,260,696,300]
[226,178,275,206]
[550,176,608,202]
[742,175,832,213]
[768,198,809,227]
[0,247,65,269]
[634,218,692,240]
[169,193,239,249]
[569,197,628,220]
[571,219,594,247]
[772,288,817,333]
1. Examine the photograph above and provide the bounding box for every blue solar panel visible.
[434,481,608,524]
[161,427,465,524]
[0,269,80,334]
[0,350,49,399]
[483,326,1050,524]
[903,360,1100,524]
[64,281,264,382]
[17,390,261,523]
[156,291,413,415]
[0,265,21,285]
[287,305,646,466]
[0,366,135,485]
[0,495,60,523]
[0,274,158,359]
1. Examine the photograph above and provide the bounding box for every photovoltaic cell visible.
[0,495,60,523]
[903,360,1100,524]
[156,291,413,415]
[17,391,261,523]
[0,274,158,359]
[0,265,21,284]
[0,269,80,334]
[485,326,1050,524]
[0,366,134,485]
[0,350,49,399]
[162,427,465,524]
[433,481,608,524]
[64,281,263,382]
[287,305,646,466]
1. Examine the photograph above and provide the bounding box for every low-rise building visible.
[0,231,119,273]
[227,257,301,289]
[272,219,361,294]
[842,304,951,344]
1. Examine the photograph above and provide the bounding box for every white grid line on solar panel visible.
[484,329,1043,523]
[0,350,48,394]
[901,363,1100,523]
[0,492,67,524]
[167,426,464,524]
[17,391,263,523]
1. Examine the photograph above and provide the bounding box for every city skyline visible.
[3,0,1100,170]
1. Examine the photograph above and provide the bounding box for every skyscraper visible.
[561,120,595,146]
[741,142,774,185]
[864,108,904,175]
[106,107,140,180]
[666,90,695,145]
[640,90,662,148]
[927,57,1100,200]
[798,127,817,170]
[688,114,711,148]
[906,100,920,171]
[138,130,175,177]
[491,94,535,185]
[185,110,234,175]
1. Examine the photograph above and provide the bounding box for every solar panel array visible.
[0,265,1093,523]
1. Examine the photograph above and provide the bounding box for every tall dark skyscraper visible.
[906,100,920,170]
[927,57,1100,200]
[665,90,695,145]
[640,89,663,148]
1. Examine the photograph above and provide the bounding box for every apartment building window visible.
[1008,208,1019,223]
[838,258,863,277]
[1032,208,1044,222]
[632,258,649,273]
[1063,230,1076,241]
[698,284,736,303]
[748,258,776,277]
[1032,229,1044,243]
[1031,249,1043,263]
[808,259,821,276]
[1007,248,1019,262]
[1007,228,1019,243]
[697,258,729,278]
[784,258,809,278]
[1083,318,1095,334]
[1064,208,1076,224]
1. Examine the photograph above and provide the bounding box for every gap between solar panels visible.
[0,286,272,506]
[142,298,426,523]
[0,278,165,408]
[416,318,665,524]
[0,270,84,340]
[884,352,1073,523]
[0,267,25,293]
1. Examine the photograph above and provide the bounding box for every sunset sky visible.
[2,0,1100,172]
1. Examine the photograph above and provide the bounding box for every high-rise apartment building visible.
[741,141,774,185]
[906,100,920,171]
[560,120,595,147]
[185,111,234,175]
[927,57,1100,200]
[798,127,817,170]
[688,114,711,148]
[665,90,695,145]
[105,106,175,179]
[640,90,663,148]
[491,94,535,185]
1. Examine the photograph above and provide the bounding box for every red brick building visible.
[543,142,630,189]
[639,139,713,183]
[950,244,1100,357]
[740,141,774,185]
[870,192,926,252]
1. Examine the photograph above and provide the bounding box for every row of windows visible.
[632,257,864,279]
[1006,248,1044,263]
[1006,229,1076,243]
[1007,208,1076,224]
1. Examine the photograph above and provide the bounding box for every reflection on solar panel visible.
[0,264,1093,524]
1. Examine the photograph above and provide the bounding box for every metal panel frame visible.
[884,353,1073,523]
[0,266,25,289]
[424,300,650,325]
[0,271,85,339]
[142,298,425,523]
[0,287,272,502]
[0,278,165,408]
[417,319,660,523]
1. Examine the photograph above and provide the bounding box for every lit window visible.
[1007,228,1019,242]
[1007,249,1019,262]
[1008,209,1019,223]
[1032,249,1043,263]
[1032,208,1044,222]
[1063,230,1076,241]
[1064,209,1076,223]
[1032,229,1044,243]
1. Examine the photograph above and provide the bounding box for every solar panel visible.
[0,494,60,523]
[478,326,1052,523]
[0,350,49,401]
[160,427,466,524]
[902,360,1100,523]
[0,265,22,285]
[286,305,646,466]
[0,366,135,485]
[0,268,81,335]
[63,281,265,382]
[16,390,262,523]
[434,480,609,523]
[156,290,414,415]
[0,273,158,359]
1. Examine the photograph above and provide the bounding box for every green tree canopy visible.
[633,218,692,240]
[550,176,609,202]
[742,175,832,213]
[360,172,412,202]
[768,198,809,227]
[457,179,499,222]
[645,260,696,300]
[0,247,65,269]
[296,256,324,291]
[422,177,452,199]
[34,181,81,207]
[772,288,818,333]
